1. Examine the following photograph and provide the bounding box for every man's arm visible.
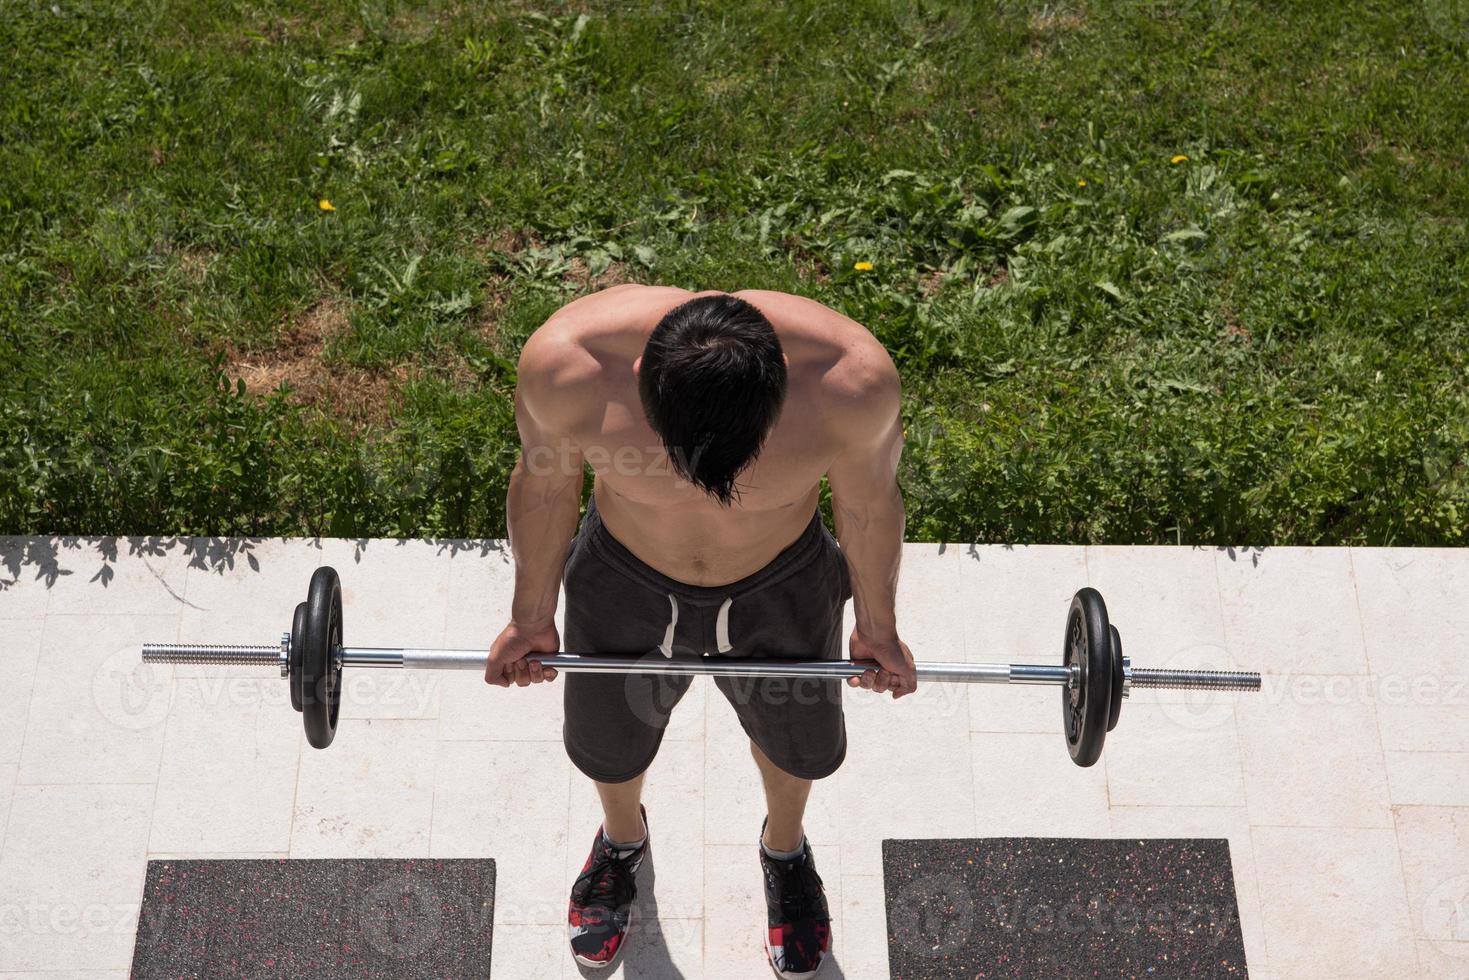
[485,326,589,687]
[504,283,695,627]
[508,371,585,628]
[824,351,915,697]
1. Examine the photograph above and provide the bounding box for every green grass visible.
[2,0,1466,544]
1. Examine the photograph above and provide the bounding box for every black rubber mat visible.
[130,858,494,978]
[883,838,1246,979]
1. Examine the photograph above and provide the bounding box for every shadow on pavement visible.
[0,535,509,592]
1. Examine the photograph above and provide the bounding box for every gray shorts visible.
[561,493,851,783]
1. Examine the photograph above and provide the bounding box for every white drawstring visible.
[658,593,678,658]
[657,593,734,655]
[715,596,733,653]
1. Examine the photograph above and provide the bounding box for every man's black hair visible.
[638,294,787,506]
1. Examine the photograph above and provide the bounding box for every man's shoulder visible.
[518,319,598,388]
[517,284,692,425]
[732,288,899,415]
[817,341,901,422]
[735,289,892,362]
[520,285,665,368]
[739,293,897,399]
[514,319,605,435]
[544,283,695,333]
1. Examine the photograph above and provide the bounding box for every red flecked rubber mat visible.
[129,858,494,978]
[882,838,1247,979]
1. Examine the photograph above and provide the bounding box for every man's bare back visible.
[518,284,900,586]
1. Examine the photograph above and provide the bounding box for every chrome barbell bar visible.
[140,641,1261,691]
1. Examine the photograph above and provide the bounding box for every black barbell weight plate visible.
[302,566,344,749]
[290,601,306,713]
[1062,588,1112,767]
[1106,623,1124,732]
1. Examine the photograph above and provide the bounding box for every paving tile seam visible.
[2,611,50,855]
[1106,803,1252,810]
[139,607,179,870]
[427,725,443,858]
[1345,552,1398,858]
[42,609,199,616]
[1220,548,1274,977]
[1384,841,1427,970]
[1244,826,1275,972]
[1236,669,1387,677]
[145,851,292,857]
[1244,821,1398,830]
[287,727,306,855]
[1390,807,1444,951]
[436,737,569,743]
[424,560,455,859]
[0,768,13,860]
[14,780,163,789]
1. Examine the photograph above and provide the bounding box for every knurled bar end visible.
[141,642,279,666]
[1130,667,1262,692]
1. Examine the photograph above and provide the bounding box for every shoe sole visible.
[764,932,831,979]
[572,904,635,970]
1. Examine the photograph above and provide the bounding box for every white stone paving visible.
[0,536,1465,978]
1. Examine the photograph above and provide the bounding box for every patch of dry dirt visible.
[178,249,214,283]
[1029,7,1085,34]
[563,256,631,292]
[920,268,946,298]
[1028,6,1085,57]
[225,298,406,428]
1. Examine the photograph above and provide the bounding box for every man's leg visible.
[596,772,648,844]
[750,737,830,978]
[568,770,652,968]
[751,739,812,852]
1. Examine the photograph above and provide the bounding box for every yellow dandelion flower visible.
[1076,179,1087,188]
[1170,154,1189,164]
[854,261,874,271]
[318,199,336,212]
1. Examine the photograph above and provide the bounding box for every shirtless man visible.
[485,285,915,977]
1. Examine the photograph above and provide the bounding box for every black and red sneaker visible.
[568,805,649,968]
[760,820,831,979]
